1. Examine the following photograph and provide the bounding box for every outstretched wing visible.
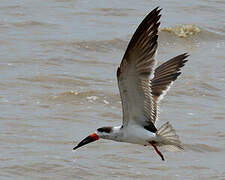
[117,7,161,133]
[151,53,189,124]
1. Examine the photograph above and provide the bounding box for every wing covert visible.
[117,7,161,132]
[151,53,189,124]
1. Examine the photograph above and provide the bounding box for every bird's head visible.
[73,126,113,150]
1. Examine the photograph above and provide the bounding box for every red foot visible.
[150,143,165,161]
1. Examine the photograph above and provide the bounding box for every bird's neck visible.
[112,125,122,132]
[111,125,123,137]
[103,125,123,141]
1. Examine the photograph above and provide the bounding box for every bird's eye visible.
[97,127,112,133]
[97,128,104,132]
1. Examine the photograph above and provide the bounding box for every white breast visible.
[118,125,156,145]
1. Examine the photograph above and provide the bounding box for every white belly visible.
[117,125,157,145]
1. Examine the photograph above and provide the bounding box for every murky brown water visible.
[0,0,225,179]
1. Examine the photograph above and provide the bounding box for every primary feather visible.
[117,8,188,133]
[117,7,161,133]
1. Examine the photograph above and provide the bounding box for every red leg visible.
[150,143,165,161]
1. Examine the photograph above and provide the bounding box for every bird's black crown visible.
[97,127,112,134]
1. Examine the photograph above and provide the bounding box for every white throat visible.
[97,125,123,141]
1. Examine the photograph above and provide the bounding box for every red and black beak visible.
[73,133,99,150]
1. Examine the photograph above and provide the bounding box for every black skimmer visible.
[73,7,188,161]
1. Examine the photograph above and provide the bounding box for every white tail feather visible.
[156,122,184,151]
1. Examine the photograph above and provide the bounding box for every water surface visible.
[0,0,225,179]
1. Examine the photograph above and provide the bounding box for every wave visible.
[160,24,201,38]
[73,8,135,17]
[64,24,224,53]
[158,24,224,46]
[12,21,58,28]
[183,143,223,152]
[69,38,127,53]
[37,90,120,106]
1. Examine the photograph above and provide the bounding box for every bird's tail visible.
[156,122,184,151]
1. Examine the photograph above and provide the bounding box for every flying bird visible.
[73,7,188,161]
